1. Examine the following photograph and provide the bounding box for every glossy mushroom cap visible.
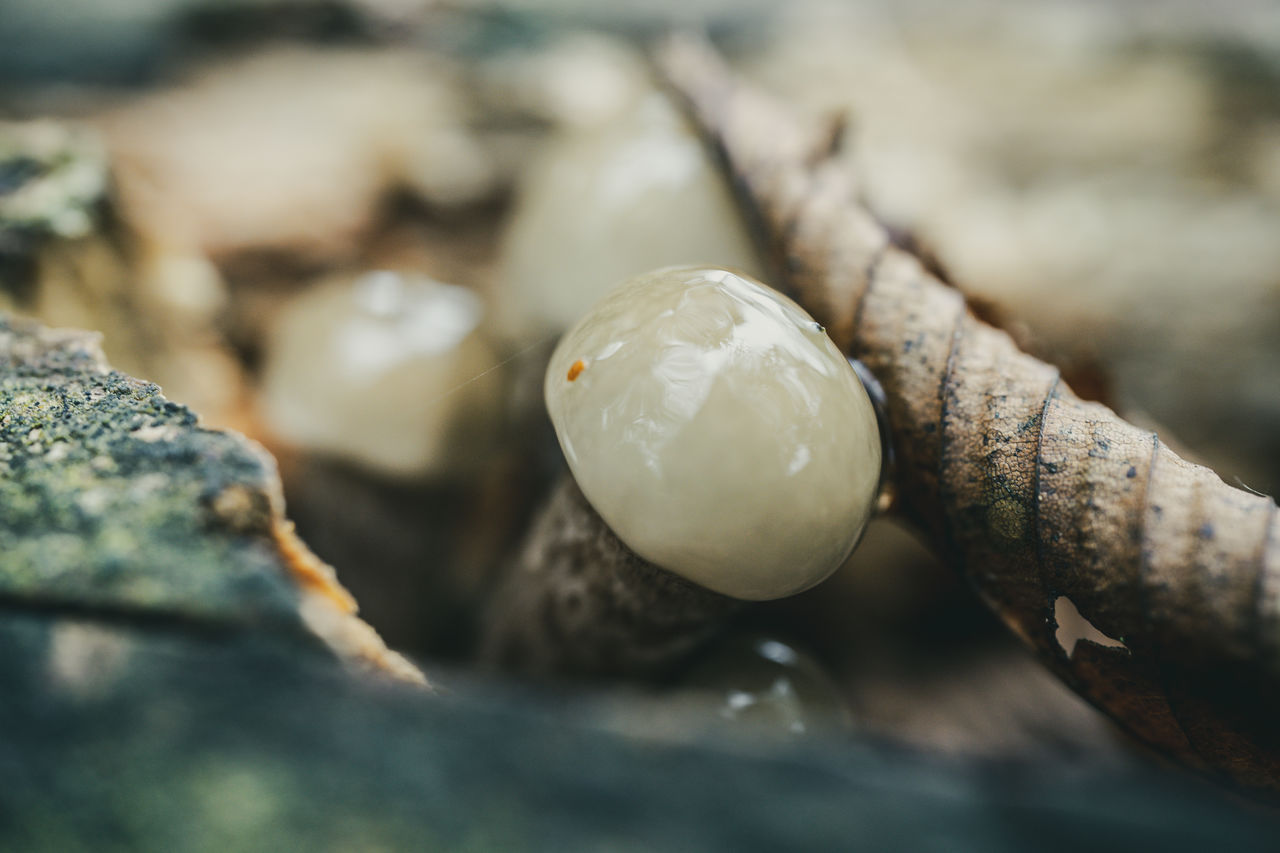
[545,266,881,600]
[495,93,764,343]
[260,271,500,479]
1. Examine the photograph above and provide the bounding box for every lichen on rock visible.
[0,313,421,683]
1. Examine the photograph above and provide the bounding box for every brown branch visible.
[481,476,739,679]
[658,37,1280,794]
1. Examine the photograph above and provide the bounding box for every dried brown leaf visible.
[659,37,1280,794]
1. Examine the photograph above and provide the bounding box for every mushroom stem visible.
[481,476,739,679]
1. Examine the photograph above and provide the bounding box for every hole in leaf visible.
[1053,596,1127,659]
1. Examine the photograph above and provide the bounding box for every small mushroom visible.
[494,93,765,343]
[545,266,882,601]
[259,270,501,480]
[483,266,884,678]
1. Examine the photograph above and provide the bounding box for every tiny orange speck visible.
[567,360,585,382]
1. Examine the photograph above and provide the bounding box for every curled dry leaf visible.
[658,38,1280,794]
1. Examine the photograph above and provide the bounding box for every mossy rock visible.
[0,313,417,677]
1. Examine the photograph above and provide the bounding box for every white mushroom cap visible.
[495,92,764,344]
[260,271,501,479]
[545,267,882,600]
